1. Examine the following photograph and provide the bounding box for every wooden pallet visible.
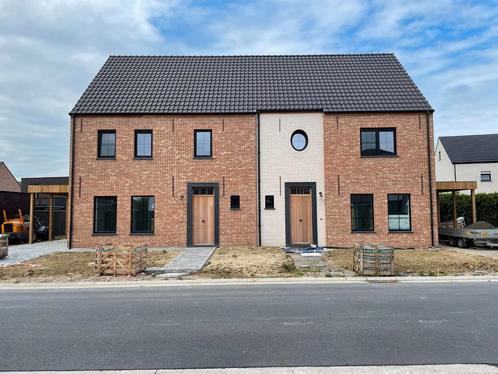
[95,244,147,276]
[0,238,8,259]
[353,244,394,276]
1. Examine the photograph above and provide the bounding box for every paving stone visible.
[0,239,69,267]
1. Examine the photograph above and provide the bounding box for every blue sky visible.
[1,0,497,178]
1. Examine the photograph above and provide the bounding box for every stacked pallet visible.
[353,244,394,276]
[0,237,8,259]
[95,244,147,276]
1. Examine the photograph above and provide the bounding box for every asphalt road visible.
[0,282,497,371]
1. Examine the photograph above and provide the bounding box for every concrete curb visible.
[0,275,497,290]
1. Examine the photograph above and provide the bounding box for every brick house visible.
[69,54,437,249]
[0,161,20,192]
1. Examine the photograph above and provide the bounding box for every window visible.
[230,195,240,210]
[360,128,396,156]
[135,130,152,158]
[94,197,117,234]
[265,195,275,209]
[438,151,441,161]
[351,194,374,231]
[98,130,116,158]
[131,196,154,234]
[290,130,308,151]
[481,172,492,182]
[194,130,212,157]
[388,194,411,231]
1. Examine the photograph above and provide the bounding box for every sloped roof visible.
[439,134,498,164]
[70,54,432,115]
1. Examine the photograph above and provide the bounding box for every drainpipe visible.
[257,112,262,246]
[426,112,435,247]
[69,115,75,249]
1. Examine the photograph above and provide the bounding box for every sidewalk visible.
[1,274,497,290]
[4,364,498,373]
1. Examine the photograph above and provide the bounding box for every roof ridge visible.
[108,53,396,58]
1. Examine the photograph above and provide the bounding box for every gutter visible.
[426,112,435,247]
[69,116,75,249]
[257,112,261,246]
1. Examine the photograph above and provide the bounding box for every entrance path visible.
[0,239,68,267]
[149,247,215,275]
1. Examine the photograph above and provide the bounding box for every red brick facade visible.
[69,112,436,249]
[69,115,257,248]
[323,113,437,248]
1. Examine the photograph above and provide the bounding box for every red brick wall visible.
[0,163,20,192]
[323,113,437,248]
[69,115,257,248]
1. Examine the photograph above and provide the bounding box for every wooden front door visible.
[192,187,215,246]
[289,186,313,245]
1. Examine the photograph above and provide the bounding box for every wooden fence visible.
[95,245,147,276]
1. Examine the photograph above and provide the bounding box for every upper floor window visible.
[94,196,117,234]
[360,128,396,156]
[98,130,116,158]
[351,194,374,232]
[265,195,275,210]
[135,130,152,158]
[194,130,212,158]
[480,172,492,182]
[388,194,411,231]
[230,195,240,210]
[291,130,308,151]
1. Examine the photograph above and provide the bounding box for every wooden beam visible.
[27,184,68,194]
[436,180,477,192]
[29,193,34,244]
[471,189,477,224]
[48,194,54,241]
[452,191,457,228]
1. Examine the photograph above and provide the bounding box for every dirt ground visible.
[198,246,299,278]
[325,248,498,276]
[0,250,177,282]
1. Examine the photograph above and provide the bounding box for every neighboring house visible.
[68,54,437,249]
[436,134,498,193]
[0,161,20,192]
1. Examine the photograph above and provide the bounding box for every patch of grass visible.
[325,248,498,276]
[199,246,299,278]
[0,250,177,282]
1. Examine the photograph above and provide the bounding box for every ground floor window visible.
[131,196,155,234]
[388,194,411,231]
[351,194,374,231]
[94,196,117,234]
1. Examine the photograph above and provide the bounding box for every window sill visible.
[360,155,398,158]
[351,231,375,234]
[230,208,241,211]
[92,233,117,236]
[96,157,116,160]
[134,157,153,160]
[389,230,413,234]
[193,156,213,160]
[265,208,275,210]
[130,232,154,236]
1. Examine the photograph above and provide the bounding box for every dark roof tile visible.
[439,134,498,164]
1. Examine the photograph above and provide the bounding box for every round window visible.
[291,130,308,151]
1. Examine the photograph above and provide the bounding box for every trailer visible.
[439,226,498,248]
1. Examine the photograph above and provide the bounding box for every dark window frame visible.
[387,193,412,232]
[265,195,275,210]
[480,172,492,182]
[194,129,212,158]
[230,195,240,210]
[290,129,308,151]
[350,194,374,232]
[134,130,153,159]
[360,128,397,157]
[93,196,117,234]
[130,195,155,234]
[97,130,116,159]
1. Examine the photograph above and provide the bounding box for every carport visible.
[436,181,477,228]
[26,182,69,244]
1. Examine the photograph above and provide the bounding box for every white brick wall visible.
[260,113,326,246]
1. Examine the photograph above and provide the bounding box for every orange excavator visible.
[1,209,31,243]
